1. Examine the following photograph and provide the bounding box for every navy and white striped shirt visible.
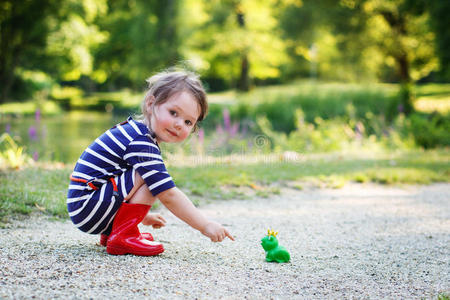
[71,116,175,196]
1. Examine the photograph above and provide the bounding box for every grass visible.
[1,149,448,224]
[0,89,143,116]
[204,81,399,133]
[170,149,449,196]
[2,81,449,117]
[438,293,450,300]
[414,83,450,114]
[0,166,70,223]
[0,100,62,116]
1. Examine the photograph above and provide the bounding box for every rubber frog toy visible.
[261,229,290,263]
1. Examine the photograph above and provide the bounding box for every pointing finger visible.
[225,229,235,241]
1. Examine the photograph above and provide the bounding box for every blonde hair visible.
[141,69,208,131]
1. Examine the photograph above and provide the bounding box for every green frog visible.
[261,229,290,263]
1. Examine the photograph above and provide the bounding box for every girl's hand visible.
[201,221,235,242]
[142,213,167,228]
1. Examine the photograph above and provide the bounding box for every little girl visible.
[67,69,234,256]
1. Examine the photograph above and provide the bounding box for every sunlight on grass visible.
[0,166,71,223]
[236,80,398,104]
[0,100,62,115]
[415,96,450,114]
[207,90,238,104]
[414,83,450,113]
[354,168,444,185]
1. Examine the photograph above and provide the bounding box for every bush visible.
[409,113,450,148]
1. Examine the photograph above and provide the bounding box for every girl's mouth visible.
[167,129,178,137]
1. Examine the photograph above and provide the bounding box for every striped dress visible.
[67,117,175,235]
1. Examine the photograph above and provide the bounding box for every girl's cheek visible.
[181,129,190,140]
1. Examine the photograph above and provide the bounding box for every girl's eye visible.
[185,120,193,126]
[170,110,177,116]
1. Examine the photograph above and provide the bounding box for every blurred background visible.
[0,0,449,165]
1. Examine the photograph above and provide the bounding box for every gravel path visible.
[1,183,449,299]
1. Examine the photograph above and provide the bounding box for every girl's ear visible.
[145,95,155,114]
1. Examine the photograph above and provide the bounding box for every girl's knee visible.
[127,183,156,206]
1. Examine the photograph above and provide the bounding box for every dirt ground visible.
[0,183,449,299]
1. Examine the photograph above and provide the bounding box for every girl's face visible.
[146,91,200,143]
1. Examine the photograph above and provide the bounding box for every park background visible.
[0,0,449,221]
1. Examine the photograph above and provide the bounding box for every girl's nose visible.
[174,119,182,130]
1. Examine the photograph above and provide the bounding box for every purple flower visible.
[5,123,11,133]
[33,151,39,161]
[216,124,224,135]
[35,109,41,122]
[28,126,38,141]
[198,128,204,145]
[229,122,239,138]
[223,109,231,131]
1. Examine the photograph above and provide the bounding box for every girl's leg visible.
[126,182,157,205]
[125,172,157,205]
[100,173,156,247]
[126,173,160,226]
[105,173,164,256]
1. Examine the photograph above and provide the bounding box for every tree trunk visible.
[0,48,19,103]
[396,53,414,115]
[235,4,250,91]
[237,54,250,91]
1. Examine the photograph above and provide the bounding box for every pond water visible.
[1,109,254,164]
[1,111,129,163]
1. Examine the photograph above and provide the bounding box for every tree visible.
[0,0,57,101]
[361,0,437,114]
[428,1,450,81]
[279,0,438,114]
[0,0,108,101]
[94,0,181,90]
[179,0,287,91]
[45,0,108,84]
[235,2,250,91]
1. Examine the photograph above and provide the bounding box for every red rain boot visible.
[100,232,154,246]
[106,203,164,256]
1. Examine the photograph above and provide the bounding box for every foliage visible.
[189,82,446,154]
[45,0,108,82]
[0,0,108,101]
[0,133,32,169]
[0,0,58,101]
[233,82,396,133]
[2,81,448,166]
[277,0,438,84]
[179,0,287,91]
[2,0,449,101]
[94,0,181,90]
[428,1,450,81]
[409,113,450,148]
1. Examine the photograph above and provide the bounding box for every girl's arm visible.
[157,187,234,242]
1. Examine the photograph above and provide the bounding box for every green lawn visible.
[1,149,448,224]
